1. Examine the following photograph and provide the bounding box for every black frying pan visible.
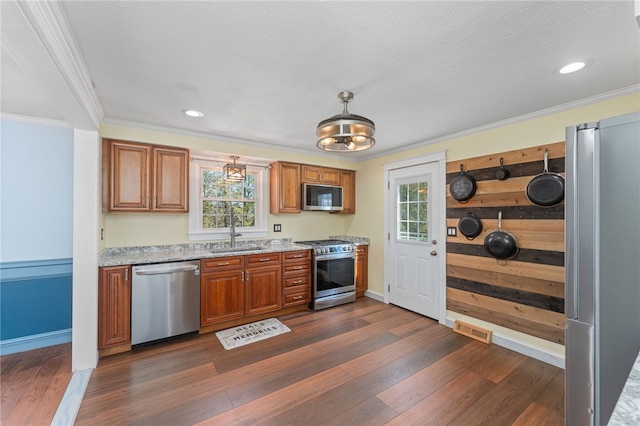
[495,157,510,181]
[458,212,482,240]
[449,164,476,203]
[484,211,518,260]
[526,149,565,207]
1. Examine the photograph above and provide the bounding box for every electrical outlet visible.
[273,224,282,232]
[447,226,457,237]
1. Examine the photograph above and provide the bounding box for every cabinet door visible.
[153,146,188,212]
[106,140,152,211]
[98,266,131,348]
[270,162,301,214]
[245,265,282,316]
[340,170,356,214]
[355,246,368,297]
[201,270,245,326]
[301,165,341,185]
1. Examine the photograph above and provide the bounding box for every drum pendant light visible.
[316,91,375,152]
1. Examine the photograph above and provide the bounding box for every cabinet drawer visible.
[246,252,282,267]
[201,256,244,272]
[283,288,310,306]
[283,250,311,262]
[283,262,310,274]
[284,274,310,288]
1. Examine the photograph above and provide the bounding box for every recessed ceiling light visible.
[554,59,592,76]
[559,62,586,74]
[182,109,204,118]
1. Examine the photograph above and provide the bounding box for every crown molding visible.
[359,85,640,162]
[15,0,104,130]
[0,113,71,129]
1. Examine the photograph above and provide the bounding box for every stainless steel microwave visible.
[302,183,343,211]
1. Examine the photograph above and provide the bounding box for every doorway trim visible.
[383,151,447,324]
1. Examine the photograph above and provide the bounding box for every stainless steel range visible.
[296,239,356,310]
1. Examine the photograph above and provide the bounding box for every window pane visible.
[397,179,429,242]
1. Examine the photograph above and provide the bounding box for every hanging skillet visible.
[458,212,483,240]
[484,211,518,260]
[449,164,476,203]
[526,149,565,207]
[495,157,510,181]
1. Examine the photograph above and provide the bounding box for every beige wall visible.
[348,92,640,297]
[100,123,361,247]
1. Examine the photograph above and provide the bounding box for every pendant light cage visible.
[316,91,375,152]
[224,156,246,181]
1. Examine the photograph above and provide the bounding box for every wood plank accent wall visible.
[446,141,566,345]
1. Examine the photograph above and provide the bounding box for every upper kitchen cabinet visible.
[301,165,341,185]
[339,169,355,214]
[102,139,189,212]
[270,161,301,214]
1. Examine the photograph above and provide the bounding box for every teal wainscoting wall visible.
[0,258,72,355]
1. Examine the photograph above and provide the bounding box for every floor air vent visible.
[453,320,492,344]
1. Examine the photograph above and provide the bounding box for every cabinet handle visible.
[292,254,303,258]
[292,266,304,270]
[293,295,303,300]
[242,271,245,282]
[125,269,128,282]
[218,261,230,266]
[246,271,250,281]
[293,280,303,284]
[259,258,271,262]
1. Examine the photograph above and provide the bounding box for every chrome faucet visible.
[229,208,242,248]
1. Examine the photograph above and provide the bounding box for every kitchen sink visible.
[209,246,266,254]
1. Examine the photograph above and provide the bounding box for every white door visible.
[387,161,442,320]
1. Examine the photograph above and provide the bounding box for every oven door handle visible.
[314,253,355,261]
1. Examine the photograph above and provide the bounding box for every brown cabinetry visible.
[339,169,356,214]
[98,265,131,349]
[270,161,301,214]
[301,165,341,185]
[282,250,311,307]
[245,253,282,316]
[200,253,282,326]
[355,245,368,297]
[270,161,356,215]
[200,256,245,326]
[103,139,188,212]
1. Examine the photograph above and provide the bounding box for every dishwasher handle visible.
[134,265,199,275]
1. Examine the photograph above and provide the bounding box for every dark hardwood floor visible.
[77,298,564,425]
[0,298,564,425]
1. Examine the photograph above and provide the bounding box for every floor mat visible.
[215,318,291,350]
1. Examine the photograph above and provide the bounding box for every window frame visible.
[188,155,269,241]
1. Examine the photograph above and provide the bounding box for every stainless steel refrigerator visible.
[565,111,640,426]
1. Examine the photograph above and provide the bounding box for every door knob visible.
[430,250,438,256]
[432,240,437,245]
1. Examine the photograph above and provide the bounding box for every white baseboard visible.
[364,290,384,302]
[445,318,565,369]
[51,368,92,426]
[0,328,72,355]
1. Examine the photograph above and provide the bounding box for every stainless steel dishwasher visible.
[131,260,200,345]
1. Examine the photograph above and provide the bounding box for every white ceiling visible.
[2,1,639,160]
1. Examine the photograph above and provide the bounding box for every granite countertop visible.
[609,351,640,425]
[329,235,370,245]
[99,239,312,267]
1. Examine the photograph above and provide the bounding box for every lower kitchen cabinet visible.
[98,265,131,348]
[355,245,368,297]
[245,264,282,316]
[200,253,283,326]
[282,250,311,307]
[200,256,245,326]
